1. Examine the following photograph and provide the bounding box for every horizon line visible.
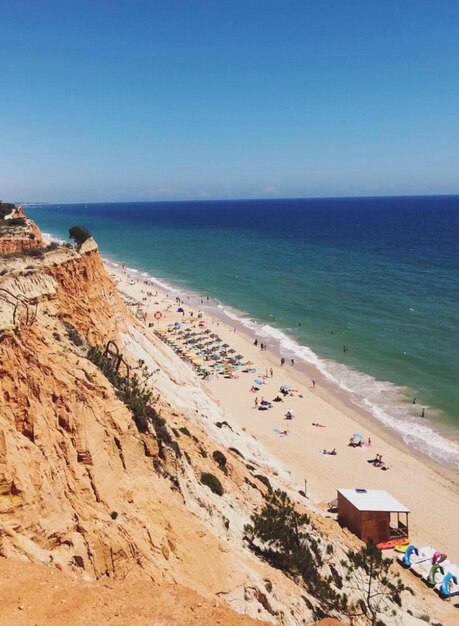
[19,191,459,206]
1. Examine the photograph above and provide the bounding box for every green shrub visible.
[86,345,170,448]
[254,474,272,491]
[0,203,15,219]
[212,450,227,473]
[47,241,59,251]
[23,247,45,257]
[200,472,224,496]
[69,225,91,245]
[7,217,26,227]
[63,321,84,347]
[244,490,347,613]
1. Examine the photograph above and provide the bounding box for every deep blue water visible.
[26,196,459,467]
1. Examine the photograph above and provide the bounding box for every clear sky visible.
[1,0,459,202]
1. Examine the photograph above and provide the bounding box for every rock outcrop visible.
[0,203,43,255]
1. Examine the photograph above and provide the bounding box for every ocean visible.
[26,196,459,469]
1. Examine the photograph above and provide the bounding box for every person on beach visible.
[291,359,294,366]
[254,397,258,408]
[281,357,285,366]
[421,408,425,417]
[270,368,273,377]
[312,379,316,388]
[254,339,258,347]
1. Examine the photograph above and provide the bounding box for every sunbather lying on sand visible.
[367,454,389,469]
[322,448,337,455]
[312,422,326,427]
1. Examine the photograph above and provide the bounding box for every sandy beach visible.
[107,263,459,564]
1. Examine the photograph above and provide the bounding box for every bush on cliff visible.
[341,540,407,625]
[63,321,84,347]
[200,472,224,496]
[23,247,45,257]
[69,225,91,245]
[6,217,27,227]
[0,203,15,219]
[86,345,174,453]
[244,489,347,615]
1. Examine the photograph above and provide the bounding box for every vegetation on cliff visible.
[0,201,16,219]
[86,345,176,458]
[69,224,92,245]
[245,490,408,624]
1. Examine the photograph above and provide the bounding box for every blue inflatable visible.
[403,545,418,567]
[441,572,458,597]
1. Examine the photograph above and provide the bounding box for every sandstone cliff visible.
[0,213,455,626]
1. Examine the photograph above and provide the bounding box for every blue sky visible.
[1,0,459,202]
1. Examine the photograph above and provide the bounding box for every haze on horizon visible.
[1,0,459,204]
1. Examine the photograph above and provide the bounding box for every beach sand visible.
[108,264,459,564]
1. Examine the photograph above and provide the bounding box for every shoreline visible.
[41,228,459,472]
[96,246,459,472]
[103,256,459,564]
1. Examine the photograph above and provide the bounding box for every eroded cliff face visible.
[0,232,319,624]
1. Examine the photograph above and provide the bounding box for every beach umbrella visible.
[280,384,290,391]
[177,307,185,313]
[352,433,364,440]
[235,354,244,360]
[198,320,206,326]
[254,378,263,385]
[222,343,229,348]
[174,322,181,328]
[228,348,236,354]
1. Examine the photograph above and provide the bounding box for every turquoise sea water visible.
[26,196,459,468]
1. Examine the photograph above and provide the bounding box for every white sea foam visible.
[42,231,66,244]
